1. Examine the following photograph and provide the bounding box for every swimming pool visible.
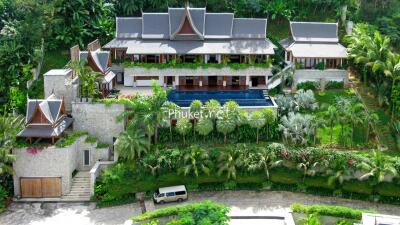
[167,90,274,107]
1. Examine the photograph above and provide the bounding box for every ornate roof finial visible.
[185,1,189,9]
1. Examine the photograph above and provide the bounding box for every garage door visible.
[20,177,61,198]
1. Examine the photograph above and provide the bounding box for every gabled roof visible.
[19,94,72,138]
[169,7,205,40]
[116,17,142,39]
[26,94,64,125]
[287,42,347,58]
[204,13,233,38]
[290,21,338,43]
[142,13,169,39]
[79,49,110,73]
[110,7,268,43]
[232,18,267,39]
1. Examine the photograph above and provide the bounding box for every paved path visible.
[1,191,400,225]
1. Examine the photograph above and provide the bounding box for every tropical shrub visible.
[279,112,315,146]
[295,89,319,111]
[325,81,344,89]
[291,203,374,220]
[297,81,319,91]
[133,201,230,225]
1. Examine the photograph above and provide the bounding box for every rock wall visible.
[72,103,125,144]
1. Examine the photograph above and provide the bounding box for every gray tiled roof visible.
[205,13,233,38]
[26,94,63,124]
[142,13,169,39]
[18,117,73,137]
[290,22,338,42]
[79,50,110,73]
[232,18,267,39]
[108,7,267,43]
[104,38,276,55]
[116,17,142,39]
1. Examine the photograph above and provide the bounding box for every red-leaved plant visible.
[27,147,42,154]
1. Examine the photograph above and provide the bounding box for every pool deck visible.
[177,85,248,91]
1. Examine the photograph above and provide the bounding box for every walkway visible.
[1,191,400,225]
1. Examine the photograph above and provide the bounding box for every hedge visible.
[132,201,229,223]
[375,182,400,197]
[291,203,376,220]
[342,180,373,195]
[296,81,319,91]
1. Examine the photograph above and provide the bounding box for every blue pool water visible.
[167,90,273,107]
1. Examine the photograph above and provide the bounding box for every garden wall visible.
[72,103,125,144]
[294,69,348,85]
[13,136,110,197]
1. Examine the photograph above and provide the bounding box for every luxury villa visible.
[11,6,349,201]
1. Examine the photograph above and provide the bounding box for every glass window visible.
[175,191,186,196]
[166,192,175,197]
[158,193,165,197]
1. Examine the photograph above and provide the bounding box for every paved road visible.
[1,191,400,225]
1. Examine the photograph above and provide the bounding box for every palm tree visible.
[364,112,379,142]
[0,114,23,174]
[115,125,149,161]
[217,147,244,180]
[195,117,213,141]
[248,111,266,144]
[252,149,282,179]
[216,109,236,143]
[163,101,180,141]
[176,117,191,144]
[262,108,276,140]
[326,158,351,188]
[180,146,210,177]
[204,99,221,129]
[358,150,397,185]
[325,105,338,144]
[189,100,202,136]
[346,102,365,146]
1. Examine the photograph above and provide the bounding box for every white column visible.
[217,55,221,64]
[246,75,250,86]
[175,75,179,86]
[199,80,203,87]
[204,55,209,64]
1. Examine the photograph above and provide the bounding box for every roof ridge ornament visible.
[170,3,204,40]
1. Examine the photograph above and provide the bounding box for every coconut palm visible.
[251,149,282,179]
[216,110,236,143]
[0,114,23,174]
[358,150,397,185]
[176,117,191,144]
[217,147,244,180]
[115,125,149,161]
[324,105,339,144]
[195,117,213,141]
[248,111,266,144]
[346,102,365,146]
[189,100,202,135]
[326,157,351,187]
[180,146,210,177]
[262,108,276,140]
[163,101,180,141]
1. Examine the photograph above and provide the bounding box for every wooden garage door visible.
[20,177,61,198]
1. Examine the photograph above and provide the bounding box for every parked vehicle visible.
[153,185,188,204]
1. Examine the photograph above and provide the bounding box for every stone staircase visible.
[62,171,91,201]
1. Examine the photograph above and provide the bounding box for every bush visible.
[291,203,375,219]
[297,81,319,91]
[342,180,373,195]
[315,62,326,70]
[85,136,97,143]
[375,182,400,197]
[133,201,230,224]
[325,81,344,90]
[55,131,88,148]
[304,176,335,190]
[96,143,109,148]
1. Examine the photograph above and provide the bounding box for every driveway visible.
[1,191,400,225]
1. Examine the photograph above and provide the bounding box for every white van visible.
[153,185,188,204]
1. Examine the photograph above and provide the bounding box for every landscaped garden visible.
[92,84,400,208]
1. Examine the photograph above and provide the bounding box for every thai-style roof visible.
[280,21,346,58]
[290,21,339,43]
[105,6,275,54]
[79,49,110,73]
[18,94,73,138]
[104,39,275,55]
